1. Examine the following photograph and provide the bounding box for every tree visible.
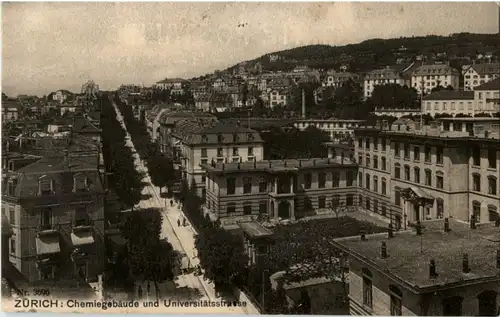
[270,280,289,314]
[474,112,493,118]
[368,84,419,110]
[120,209,174,294]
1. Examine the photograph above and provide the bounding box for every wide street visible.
[112,101,255,314]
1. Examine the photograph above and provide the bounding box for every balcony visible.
[36,225,61,259]
[37,223,59,237]
[71,220,95,248]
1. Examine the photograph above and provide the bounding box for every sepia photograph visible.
[1,1,500,315]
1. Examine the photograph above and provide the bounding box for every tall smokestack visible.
[301,89,306,119]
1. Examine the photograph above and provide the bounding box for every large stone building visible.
[201,158,358,226]
[363,66,412,99]
[463,63,499,91]
[474,78,500,115]
[353,118,499,228]
[333,219,500,316]
[421,91,475,117]
[172,121,264,196]
[411,64,460,95]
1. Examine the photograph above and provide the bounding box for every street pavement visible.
[112,102,252,314]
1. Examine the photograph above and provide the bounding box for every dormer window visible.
[201,134,208,143]
[38,175,55,196]
[217,134,224,143]
[73,173,88,192]
[247,133,254,141]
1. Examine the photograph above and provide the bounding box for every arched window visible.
[373,155,379,169]
[362,268,373,308]
[487,176,497,195]
[366,154,371,167]
[436,171,444,189]
[404,165,410,181]
[394,163,401,179]
[365,174,371,190]
[477,290,497,316]
[373,176,378,193]
[395,187,401,206]
[358,172,363,187]
[389,285,403,316]
[425,169,432,186]
[413,167,420,183]
[472,173,481,192]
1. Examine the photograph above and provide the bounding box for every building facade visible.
[354,119,500,228]
[364,67,409,99]
[333,219,500,316]
[201,158,358,226]
[295,119,364,142]
[410,64,460,95]
[463,63,499,91]
[421,91,475,117]
[474,78,500,115]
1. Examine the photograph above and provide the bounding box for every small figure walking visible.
[183,217,187,227]
[177,218,181,227]
[170,200,173,207]
[146,281,151,296]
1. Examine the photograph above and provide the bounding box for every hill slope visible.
[226,33,500,73]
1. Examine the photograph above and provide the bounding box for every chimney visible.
[429,259,438,278]
[388,223,394,238]
[470,214,476,229]
[301,89,306,119]
[415,220,422,235]
[496,249,500,269]
[381,241,388,258]
[444,218,450,232]
[462,253,471,273]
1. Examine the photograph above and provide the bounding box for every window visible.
[413,146,420,161]
[373,155,378,169]
[201,134,208,143]
[381,178,387,195]
[473,174,481,192]
[10,238,16,254]
[201,148,207,157]
[424,145,431,162]
[227,178,236,195]
[226,203,236,214]
[39,178,55,196]
[366,154,371,167]
[346,171,353,186]
[390,286,403,316]
[232,147,239,156]
[436,199,444,219]
[233,134,239,142]
[395,188,401,206]
[74,206,91,227]
[365,174,371,190]
[477,291,497,317]
[373,176,378,193]
[358,172,363,187]
[332,172,340,187]
[394,143,400,158]
[346,194,354,206]
[425,169,432,186]
[366,197,371,210]
[304,173,312,189]
[471,146,481,166]
[243,177,252,194]
[488,206,499,222]
[365,138,370,150]
[217,134,223,143]
[9,208,15,225]
[414,167,420,183]
[358,138,362,148]
[404,165,410,181]
[247,133,254,141]
[394,164,401,179]
[436,172,444,189]
[488,148,497,169]
[201,159,208,165]
[381,157,386,171]
[436,146,443,165]
[247,147,254,156]
[362,269,373,308]
[443,296,463,316]
[488,176,497,195]
[381,138,386,151]
[217,147,223,157]
[473,201,481,223]
[258,177,267,193]
[403,143,410,159]
[373,138,378,151]
[358,154,363,165]
[259,201,267,215]
[243,203,252,215]
[40,208,52,230]
[319,196,326,208]
[318,173,326,188]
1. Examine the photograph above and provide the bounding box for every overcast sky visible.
[2,2,499,96]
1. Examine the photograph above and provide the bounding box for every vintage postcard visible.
[2,2,500,315]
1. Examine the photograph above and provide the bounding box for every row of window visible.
[6,175,92,197]
[425,101,473,111]
[201,146,254,158]
[358,172,388,196]
[201,133,255,143]
[359,154,387,171]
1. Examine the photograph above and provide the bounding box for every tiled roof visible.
[412,64,459,77]
[333,219,500,291]
[422,90,474,100]
[474,78,500,91]
[468,63,500,75]
[365,67,403,80]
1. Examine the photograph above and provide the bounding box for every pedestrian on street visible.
[183,217,187,227]
[138,285,143,299]
[170,200,173,207]
[177,218,181,227]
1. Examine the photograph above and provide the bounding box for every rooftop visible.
[474,78,500,91]
[468,63,500,75]
[333,219,500,292]
[238,221,273,238]
[412,64,459,77]
[201,157,357,174]
[422,90,474,101]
